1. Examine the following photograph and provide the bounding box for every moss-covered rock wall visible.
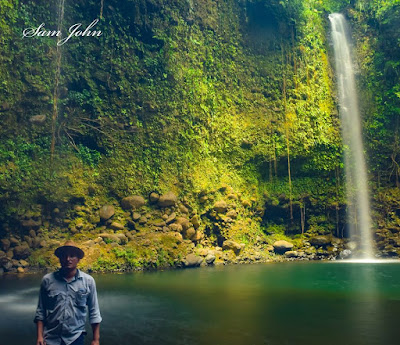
[1,0,400,271]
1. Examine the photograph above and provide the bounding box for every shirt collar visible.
[55,268,82,282]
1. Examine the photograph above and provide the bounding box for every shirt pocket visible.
[46,291,63,310]
[75,289,89,307]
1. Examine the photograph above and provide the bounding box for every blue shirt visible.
[34,269,102,345]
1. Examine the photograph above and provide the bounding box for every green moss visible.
[1,0,399,269]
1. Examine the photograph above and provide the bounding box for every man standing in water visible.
[34,241,102,345]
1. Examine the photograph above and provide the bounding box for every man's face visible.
[59,250,80,270]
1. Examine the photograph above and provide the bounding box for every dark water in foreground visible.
[1,261,400,345]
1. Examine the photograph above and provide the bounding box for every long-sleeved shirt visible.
[34,269,102,345]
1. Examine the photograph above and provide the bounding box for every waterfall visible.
[329,13,374,259]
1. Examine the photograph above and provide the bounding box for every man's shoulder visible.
[78,270,96,282]
[40,271,57,287]
[42,271,55,281]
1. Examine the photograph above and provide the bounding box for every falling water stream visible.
[329,13,374,259]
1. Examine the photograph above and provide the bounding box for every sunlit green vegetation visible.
[0,0,399,256]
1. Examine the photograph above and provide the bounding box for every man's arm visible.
[91,323,100,345]
[87,277,102,344]
[35,280,47,345]
[36,320,45,345]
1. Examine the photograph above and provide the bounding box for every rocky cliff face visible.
[1,1,400,272]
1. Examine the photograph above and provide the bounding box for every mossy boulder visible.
[21,218,42,230]
[169,223,183,232]
[273,240,294,254]
[309,235,331,247]
[132,212,141,221]
[149,192,160,203]
[166,212,177,224]
[99,205,115,221]
[1,239,10,251]
[214,200,228,213]
[184,254,203,267]
[13,245,31,260]
[226,210,238,219]
[284,251,299,258]
[158,192,178,207]
[110,222,125,230]
[176,217,191,231]
[205,253,216,265]
[99,233,121,244]
[191,215,200,229]
[184,227,196,240]
[222,240,242,255]
[121,196,146,210]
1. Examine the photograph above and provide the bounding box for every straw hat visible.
[54,240,85,259]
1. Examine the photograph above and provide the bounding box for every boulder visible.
[226,210,238,219]
[266,245,274,252]
[169,223,183,232]
[284,251,298,258]
[2,260,13,271]
[138,216,147,225]
[24,236,33,247]
[121,196,146,210]
[197,248,209,256]
[166,212,177,224]
[184,254,203,268]
[176,217,190,231]
[309,235,331,247]
[158,192,178,207]
[21,218,42,229]
[1,239,10,251]
[222,240,242,255]
[199,195,208,203]
[184,227,196,240]
[132,212,141,221]
[242,200,251,207]
[273,240,294,254]
[99,233,121,244]
[153,220,166,227]
[13,245,31,260]
[110,222,124,230]
[170,232,183,243]
[178,204,189,214]
[191,231,203,242]
[205,254,216,265]
[31,237,41,249]
[214,200,228,213]
[149,192,160,203]
[115,233,128,245]
[10,237,20,247]
[99,205,115,221]
[191,215,200,229]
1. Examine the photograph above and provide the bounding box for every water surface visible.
[1,262,400,345]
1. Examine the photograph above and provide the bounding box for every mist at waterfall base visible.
[329,13,374,259]
[1,263,400,345]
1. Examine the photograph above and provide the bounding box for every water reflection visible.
[0,286,38,313]
[1,263,400,345]
[347,263,384,344]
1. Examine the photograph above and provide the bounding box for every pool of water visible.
[1,261,400,345]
